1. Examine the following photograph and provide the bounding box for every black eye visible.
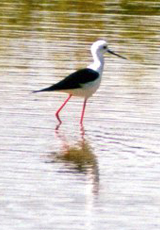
[103,46,107,49]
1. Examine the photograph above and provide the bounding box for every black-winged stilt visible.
[33,40,126,125]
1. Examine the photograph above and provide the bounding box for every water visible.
[0,0,160,229]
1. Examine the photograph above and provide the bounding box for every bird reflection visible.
[49,128,99,195]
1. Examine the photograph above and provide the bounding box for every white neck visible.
[87,50,104,76]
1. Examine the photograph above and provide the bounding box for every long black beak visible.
[107,49,127,60]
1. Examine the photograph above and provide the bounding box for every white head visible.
[91,40,126,59]
[88,40,126,74]
[91,40,108,57]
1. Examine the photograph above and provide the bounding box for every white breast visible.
[60,77,101,98]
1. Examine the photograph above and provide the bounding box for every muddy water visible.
[0,0,160,229]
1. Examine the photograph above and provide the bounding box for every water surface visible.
[0,0,160,229]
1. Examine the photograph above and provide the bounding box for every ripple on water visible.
[1,0,160,229]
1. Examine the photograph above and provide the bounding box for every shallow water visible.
[0,0,160,229]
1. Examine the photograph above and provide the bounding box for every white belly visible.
[59,77,101,98]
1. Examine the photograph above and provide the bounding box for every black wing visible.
[33,68,99,93]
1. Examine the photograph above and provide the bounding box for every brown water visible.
[0,0,160,229]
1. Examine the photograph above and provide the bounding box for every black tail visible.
[32,89,48,93]
[32,85,56,93]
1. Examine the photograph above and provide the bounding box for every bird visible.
[33,40,126,125]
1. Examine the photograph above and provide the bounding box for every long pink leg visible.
[80,98,87,125]
[55,94,72,124]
